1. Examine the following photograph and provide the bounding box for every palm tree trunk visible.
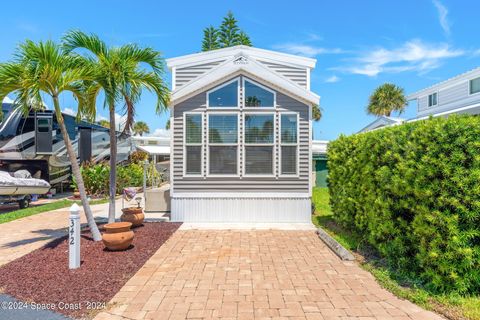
[108,103,117,223]
[52,97,102,241]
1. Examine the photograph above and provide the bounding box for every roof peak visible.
[166,46,316,69]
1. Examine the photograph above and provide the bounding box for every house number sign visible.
[69,203,81,269]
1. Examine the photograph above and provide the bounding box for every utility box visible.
[145,184,171,212]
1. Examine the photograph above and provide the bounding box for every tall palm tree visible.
[63,30,170,223]
[133,121,150,136]
[367,83,407,117]
[0,40,102,240]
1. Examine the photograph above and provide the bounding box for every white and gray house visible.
[360,67,480,132]
[165,45,320,223]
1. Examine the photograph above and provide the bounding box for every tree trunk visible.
[108,104,117,223]
[52,97,102,241]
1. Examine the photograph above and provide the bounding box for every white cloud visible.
[96,114,107,122]
[2,96,13,104]
[336,40,464,77]
[433,0,451,36]
[274,44,344,58]
[325,75,340,83]
[115,113,128,131]
[149,128,170,138]
[62,108,76,116]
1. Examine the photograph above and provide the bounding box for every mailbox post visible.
[69,203,81,269]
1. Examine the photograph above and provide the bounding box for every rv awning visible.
[137,145,170,155]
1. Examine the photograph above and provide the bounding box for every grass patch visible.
[0,198,108,224]
[312,187,480,320]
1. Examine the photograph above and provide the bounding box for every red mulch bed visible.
[0,222,181,319]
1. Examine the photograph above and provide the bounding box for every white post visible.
[69,203,81,269]
[143,159,149,202]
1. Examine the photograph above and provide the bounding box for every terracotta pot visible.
[120,207,145,227]
[102,222,134,251]
[73,191,81,199]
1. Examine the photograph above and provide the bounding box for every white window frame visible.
[428,92,438,107]
[279,112,299,177]
[243,111,276,177]
[206,112,240,177]
[469,77,480,96]
[242,77,276,110]
[206,78,240,109]
[183,112,203,177]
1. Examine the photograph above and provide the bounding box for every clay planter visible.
[73,191,81,199]
[102,222,134,251]
[120,207,145,227]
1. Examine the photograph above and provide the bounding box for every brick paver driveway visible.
[96,230,442,320]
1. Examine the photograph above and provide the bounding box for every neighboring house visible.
[312,140,328,188]
[358,116,404,133]
[360,67,480,133]
[166,45,320,223]
[407,67,480,119]
[132,136,170,163]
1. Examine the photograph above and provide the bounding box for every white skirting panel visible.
[171,196,311,223]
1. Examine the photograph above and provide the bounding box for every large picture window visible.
[280,113,298,175]
[244,79,275,108]
[244,114,274,175]
[184,113,202,175]
[208,114,238,175]
[207,79,239,108]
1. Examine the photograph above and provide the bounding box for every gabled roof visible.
[166,45,316,70]
[170,53,320,106]
[358,116,404,133]
[407,66,480,100]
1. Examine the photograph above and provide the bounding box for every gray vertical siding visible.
[172,77,310,193]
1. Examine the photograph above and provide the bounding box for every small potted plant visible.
[120,197,144,227]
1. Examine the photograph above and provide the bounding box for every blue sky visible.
[1,0,479,140]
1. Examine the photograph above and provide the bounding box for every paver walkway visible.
[95,230,443,320]
[0,198,123,267]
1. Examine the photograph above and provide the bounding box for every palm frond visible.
[62,30,108,58]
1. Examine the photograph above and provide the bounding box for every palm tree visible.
[133,121,150,136]
[312,104,322,122]
[0,40,102,240]
[98,119,110,128]
[367,83,407,117]
[63,30,170,223]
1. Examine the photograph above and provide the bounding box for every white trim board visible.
[166,45,316,69]
[171,193,310,198]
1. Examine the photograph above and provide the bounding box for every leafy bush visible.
[76,162,145,196]
[328,115,480,294]
[129,150,148,164]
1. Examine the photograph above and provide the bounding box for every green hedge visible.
[328,115,480,294]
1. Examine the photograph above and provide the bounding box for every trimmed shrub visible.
[328,115,480,294]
